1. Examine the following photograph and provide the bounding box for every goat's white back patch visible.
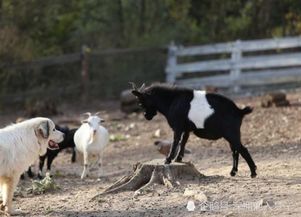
[188,90,214,128]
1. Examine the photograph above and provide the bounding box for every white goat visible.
[74,112,109,179]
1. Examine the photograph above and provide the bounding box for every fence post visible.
[231,40,241,92]
[165,41,177,83]
[81,45,90,100]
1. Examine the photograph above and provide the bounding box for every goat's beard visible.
[88,130,96,144]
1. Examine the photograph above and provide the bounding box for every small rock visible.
[259,199,275,207]
[194,192,207,202]
[154,140,171,156]
[154,129,161,138]
[154,140,192,156]
[125,123,135,131]
[261,92,290,108]
[183,188,195,197]
[224,212,234,217]
[183,188,207,202]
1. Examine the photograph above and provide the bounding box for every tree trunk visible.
[91,159,204,201]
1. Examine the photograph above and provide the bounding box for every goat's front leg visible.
[165,131,182,164]
[81,151,89,179]
[175,131,190,162]
[46,153,58,177]
[38,154,47,179]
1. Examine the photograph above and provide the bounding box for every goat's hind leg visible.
[225,131,257,178]
[238,144,257,178]
[228,142,256,178]
[96,152,104,178]
[230,146,239,176]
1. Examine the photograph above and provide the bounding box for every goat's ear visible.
[36,120,49,139]
[132,90,142,98]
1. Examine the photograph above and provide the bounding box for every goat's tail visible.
[240,106,253,116]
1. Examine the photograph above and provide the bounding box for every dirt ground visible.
[1,89,301,217]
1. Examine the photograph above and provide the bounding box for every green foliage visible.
[27,174,60,195]
[1,0,301,101]
[1,0,301,58]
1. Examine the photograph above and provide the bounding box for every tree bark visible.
[91,159,204,201]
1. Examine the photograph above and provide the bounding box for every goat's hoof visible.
[175,158,182,163]
[164,159,171,164]
[230,170,237,177]
[250,165,257,178]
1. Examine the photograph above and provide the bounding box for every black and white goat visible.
[20,123,77,179]
[131,83,257,178]
[38,125,77,179]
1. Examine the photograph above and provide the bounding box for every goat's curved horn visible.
[94,111,102,116]
[129,82,137,90]
[139,83,145,91]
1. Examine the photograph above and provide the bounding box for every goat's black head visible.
[130,82,157,120]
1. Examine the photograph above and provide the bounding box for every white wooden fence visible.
[165,36,301,92]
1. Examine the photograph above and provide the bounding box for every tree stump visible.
[91,159,204,200]
[25,99,59,117]
[154,140,191,156]
[261,92,290,108]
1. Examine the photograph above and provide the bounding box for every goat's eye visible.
[53,129,55,131]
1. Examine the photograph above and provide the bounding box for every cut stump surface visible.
[91,159,204,200]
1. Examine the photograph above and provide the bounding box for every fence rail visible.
[0,46,166,104]
[165,36,301,92]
